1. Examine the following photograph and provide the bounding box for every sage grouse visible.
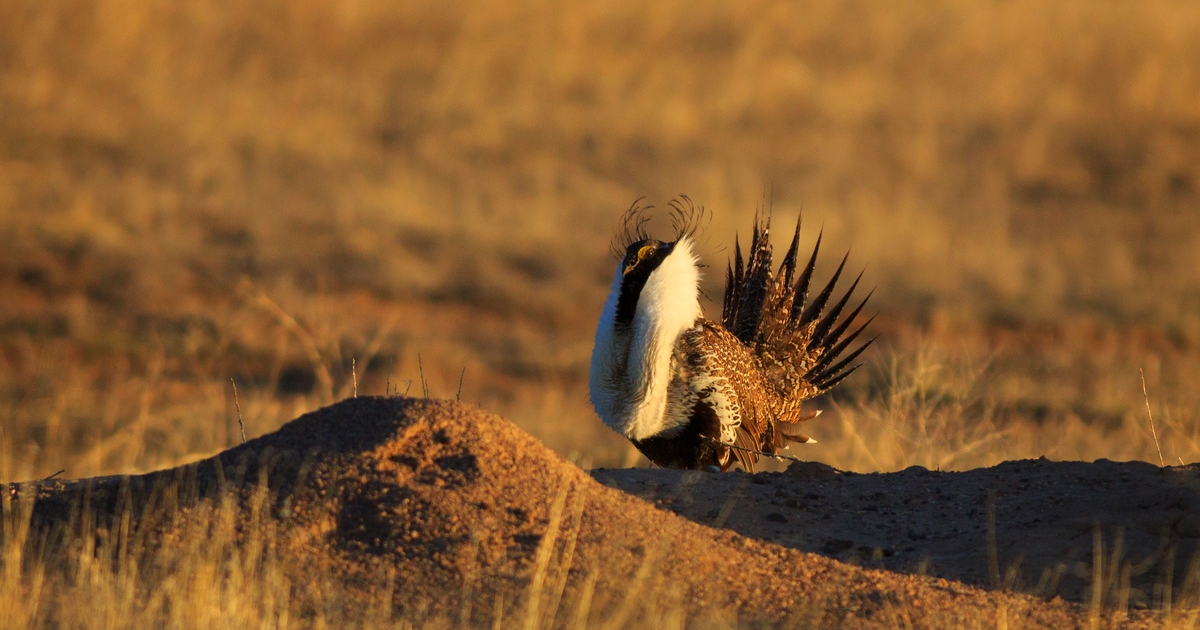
[588,200,875,472]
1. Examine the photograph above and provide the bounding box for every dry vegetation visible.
[4,397,1197,630]
[3,0,1200,626]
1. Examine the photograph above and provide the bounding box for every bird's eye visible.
[637,245,655,260]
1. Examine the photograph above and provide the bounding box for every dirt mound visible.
[15,397,1120,627]
[597,459,1200,611]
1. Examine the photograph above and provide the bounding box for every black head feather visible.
[667,195,710,243]
[611,198,654,259]
[611,196,711,260]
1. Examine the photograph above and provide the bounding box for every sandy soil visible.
[10,397,1185,628]
[595,458,1200,610]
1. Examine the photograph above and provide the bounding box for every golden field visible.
[4,0,1200,626]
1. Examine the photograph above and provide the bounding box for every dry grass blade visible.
[522,477,572,630]
[544,483,589,629]
[247,287,335,405]
[570,567,599,630]
[492,593,506,630]
[419,353,430,399]
[1141,368,1165,467]
[231,378,246,444]
[712,476,749,529]
[597,545,663,630]
[2,486,40,626]
[460,529,483,628]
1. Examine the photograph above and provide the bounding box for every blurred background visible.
[3,0,1200,480]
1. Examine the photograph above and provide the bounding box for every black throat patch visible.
[614,241,676,327]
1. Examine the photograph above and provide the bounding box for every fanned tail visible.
[720,213,877,406]
[722,215,773,342]
[721,211,802,346]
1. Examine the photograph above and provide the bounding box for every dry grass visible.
[6,443,1200,630]
[0,488,877,629]
[813,341,1200,474]
[3,0,1200,479]
[3,0,1200,625]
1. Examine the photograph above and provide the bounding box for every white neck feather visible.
[589,237,702,440]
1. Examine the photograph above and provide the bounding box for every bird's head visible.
[613,238,681,326]
[606,198,708,327]
[621,239,675,277]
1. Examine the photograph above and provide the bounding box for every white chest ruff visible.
[588,238,702,441]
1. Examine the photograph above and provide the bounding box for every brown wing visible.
[720,213,877,428]
[678,320,771,472]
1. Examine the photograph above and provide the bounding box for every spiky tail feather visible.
[721,213,877,398]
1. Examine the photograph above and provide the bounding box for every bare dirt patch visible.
[8,397,1177,627]
[595,459,1200,612]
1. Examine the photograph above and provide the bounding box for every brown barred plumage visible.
[590,203,875,472]
[703,213,877,470]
